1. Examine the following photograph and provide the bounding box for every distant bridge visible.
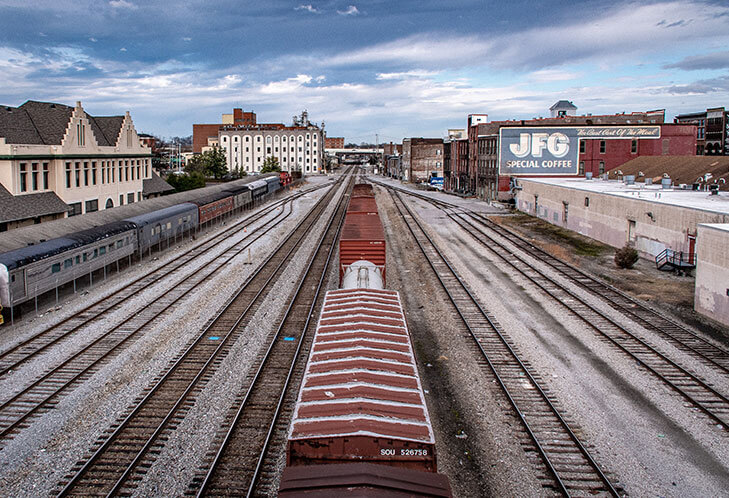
[326,148,383,164]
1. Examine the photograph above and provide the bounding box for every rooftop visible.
[0,100,124,146]
[0,184,70,223]
[518,176,729,216]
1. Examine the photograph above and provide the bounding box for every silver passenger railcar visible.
[0,221,137,308]
[124,203,199,254]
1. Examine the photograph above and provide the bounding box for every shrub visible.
[614,245,639,269]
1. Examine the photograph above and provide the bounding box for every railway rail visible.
[0,183,327,378]
[385,186,621,496]
[373,180,729,374]
[0,185,330,445]
[188,173,354,497]
[53,173,349,496]
[376,181,729,430]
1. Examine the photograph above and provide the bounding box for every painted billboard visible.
[499,126,661,176]
[499,127,579,176]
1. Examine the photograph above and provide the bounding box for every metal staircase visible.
[655,248,696,272]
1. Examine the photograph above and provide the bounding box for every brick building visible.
[402,138,444,183]
[383,142,402,156]
[675,106,728,156]
[450,105,696,200]
[325,137,344,149]
[193,108,257,153]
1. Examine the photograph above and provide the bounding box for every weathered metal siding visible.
[288,288,436,471]
[339,212,386,285]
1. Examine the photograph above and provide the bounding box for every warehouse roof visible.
[518,176,729,216]
[0,184,70,223]
[612,156,729,190]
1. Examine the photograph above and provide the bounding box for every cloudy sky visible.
[1,0,728,143]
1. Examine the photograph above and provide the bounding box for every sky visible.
[1,0,728,144]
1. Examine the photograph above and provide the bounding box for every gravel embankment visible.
[373,176,729,497]
[0,180,333,496]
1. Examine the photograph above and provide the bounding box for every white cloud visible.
[260,74,313,94]
[337,5,359,16]
[295,4,319,13]
[119,47,127,52]
[89,37,97,42]
[182,37,192,42]
[527,69,581,83]
[377,70,440,80]
[323,1,729,71]
[109,0,138,9]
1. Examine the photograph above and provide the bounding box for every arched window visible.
[266,136,272,144]
[105,198,114,209]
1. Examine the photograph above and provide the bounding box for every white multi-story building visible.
[218,121,324,175]
[0,101,153,229]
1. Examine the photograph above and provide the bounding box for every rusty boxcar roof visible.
[340,212,385,241]
[347,196,378,214]
[289,288,434,444]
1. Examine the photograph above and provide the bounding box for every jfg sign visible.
[499,127,579,176]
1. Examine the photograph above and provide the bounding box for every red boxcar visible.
[339,212,385,285]
[346,196,378,214]
[193,192,234,224]
[279,463,452,497]
[287,289,437,471]
[351,183,374,197]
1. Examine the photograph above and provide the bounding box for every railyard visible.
[0,169,728,497]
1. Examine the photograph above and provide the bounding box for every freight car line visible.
[54,171,351,497]
[189,173,354,497]
[369,180,729,377]
[384,186,620,496]
[0,183,329,377]
[439,210,729,430]
[0,200,297,444]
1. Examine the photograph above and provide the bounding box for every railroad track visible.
[372,180,729,375]
[0,183,328,378]
[0,187,330,445]
[376,181,729,430]
[188,173,353,497]
[53,172,349,497]
[385,186,621,496]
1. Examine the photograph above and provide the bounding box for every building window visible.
[563,202,569,223]
[599,140,606,153]
[65,163,71,188]
[127,192,135,204]
[631,139,637,154]
[42,163,49,189]
[599,161,605,174]
[31,163,39,190]
[119,194,124,205]
[585,197,590,207]
[77,122,85,146]
[579,140,585,153]
[106,198,114,209]
[83,162,89,186]
[69,202,82,216]
[85,199,98,212]
[75,162,81,187]
[579,161,584,175]
[19,163,27,192]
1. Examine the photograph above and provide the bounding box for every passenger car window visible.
[64,259,72,269]
[52,263,61,273]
